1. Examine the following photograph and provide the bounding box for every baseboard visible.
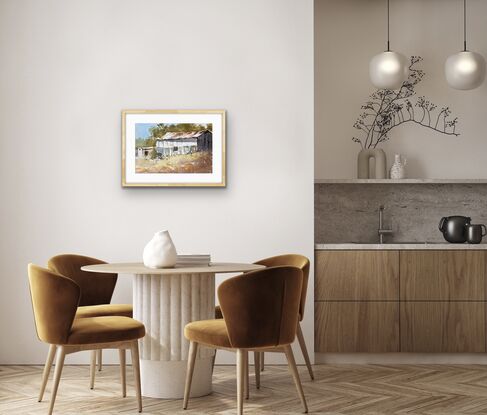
[315,353,487,364]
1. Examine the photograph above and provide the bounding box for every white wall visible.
[0,0,314,364]
[316,0,487,179]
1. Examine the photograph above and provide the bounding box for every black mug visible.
[466,224,487,244]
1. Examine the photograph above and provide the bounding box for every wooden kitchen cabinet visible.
[315,302,399,352]
[400,250,485,301]
[315,249,487,353]
[400,301,485,352]
[315,250,399,301]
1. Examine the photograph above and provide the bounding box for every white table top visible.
[81,262,264,275]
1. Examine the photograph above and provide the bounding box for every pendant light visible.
[369,0,409,90]
[445,0,485,90]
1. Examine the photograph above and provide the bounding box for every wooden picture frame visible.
[122,110,226,187]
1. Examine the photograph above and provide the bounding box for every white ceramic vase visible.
[143,230,178,269]
[390,154,407,179]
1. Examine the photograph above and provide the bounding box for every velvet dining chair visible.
[214,254,313,387]
[28,264,144,415]
[43,254,132,394]
[183,266,308,414]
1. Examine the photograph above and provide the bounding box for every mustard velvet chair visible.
[47,254,132,391]
[183,266,308,415]
[215,254,313,387]
[28,264,144,415]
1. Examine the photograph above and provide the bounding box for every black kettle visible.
[438,216,471,243]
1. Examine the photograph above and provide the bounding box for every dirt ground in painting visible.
[135,151,212,174]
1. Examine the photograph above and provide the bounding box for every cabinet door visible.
[400,302,485,352]
[315,251,399,301]
[315,302,399,352]
[400,250,485,301]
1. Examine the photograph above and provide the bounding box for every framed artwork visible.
[122,110,226,187]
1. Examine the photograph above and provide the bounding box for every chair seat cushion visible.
[75,304,133,318]
[67,316,145,345]
[184,319,231,348]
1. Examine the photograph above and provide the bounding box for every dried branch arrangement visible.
[353,56,460,149]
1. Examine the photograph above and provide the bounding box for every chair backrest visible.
[218,266,303,349]
[254,254,310,321]
[47,254,117,306]
[28,264,80,345]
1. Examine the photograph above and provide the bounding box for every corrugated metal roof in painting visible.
[160,130,209,140]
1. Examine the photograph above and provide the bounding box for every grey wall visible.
[0,0,314,364]
[315,0,487,180]
[315,184,487,243]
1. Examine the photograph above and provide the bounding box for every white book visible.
[176,254,211,266]
[177,254,211,259]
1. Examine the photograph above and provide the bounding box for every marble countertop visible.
[315,243,487,250]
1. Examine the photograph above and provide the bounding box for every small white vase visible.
[390,154,407,179]
[143,230,178,269]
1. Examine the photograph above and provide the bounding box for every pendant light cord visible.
[387,0,390,51]
[464,0,467,51]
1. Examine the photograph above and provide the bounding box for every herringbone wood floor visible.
[2,364,487,414]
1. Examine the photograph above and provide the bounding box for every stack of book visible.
[176,254,211,267]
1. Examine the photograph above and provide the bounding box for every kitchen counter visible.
[315,243,487,250]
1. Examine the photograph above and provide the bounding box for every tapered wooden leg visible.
[183,341,198,410]
[89,350,96,389]
[260,352,264,371]
[236,349,244,415]
[48,346,66,415]
[130,341,142,413]
[254,351,261,389]
[119,349,126,397]
[211,349,217,376]
[97,349,102,371]
[244,350,249,400]
[38,344,56,402]
[284,345,308,413]
[296,322,314,381]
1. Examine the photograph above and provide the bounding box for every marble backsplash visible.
[315,184,487,243]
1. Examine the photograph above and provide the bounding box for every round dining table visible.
[81,262,264,399]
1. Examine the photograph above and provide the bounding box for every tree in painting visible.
[353,56,460,149]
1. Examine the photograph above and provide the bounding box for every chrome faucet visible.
[378,205,393,243]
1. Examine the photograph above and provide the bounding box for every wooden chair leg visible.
[211,349,217,377]
[236,349,245,415]
[97,349,103,371]
[254,351,261,389]
[260,351,264,371]
[296,322,314,381]
[89,350,96,389]
[48,346,66,415]
[244,350,249,400]
[38,344,56,402]
[183,341,198,410]
[283,345,308,414]
[130,341,142,413]
[119,349,126,398]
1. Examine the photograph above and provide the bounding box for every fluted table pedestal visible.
[134,273,215,398]
[81,262,264,399]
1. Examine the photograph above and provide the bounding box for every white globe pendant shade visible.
[445,51,486,90]
[369,51,409,90]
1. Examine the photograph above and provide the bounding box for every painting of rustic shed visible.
[132,122,214,174]
[122,110,225,187]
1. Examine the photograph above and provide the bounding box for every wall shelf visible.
[315,179,487,184]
